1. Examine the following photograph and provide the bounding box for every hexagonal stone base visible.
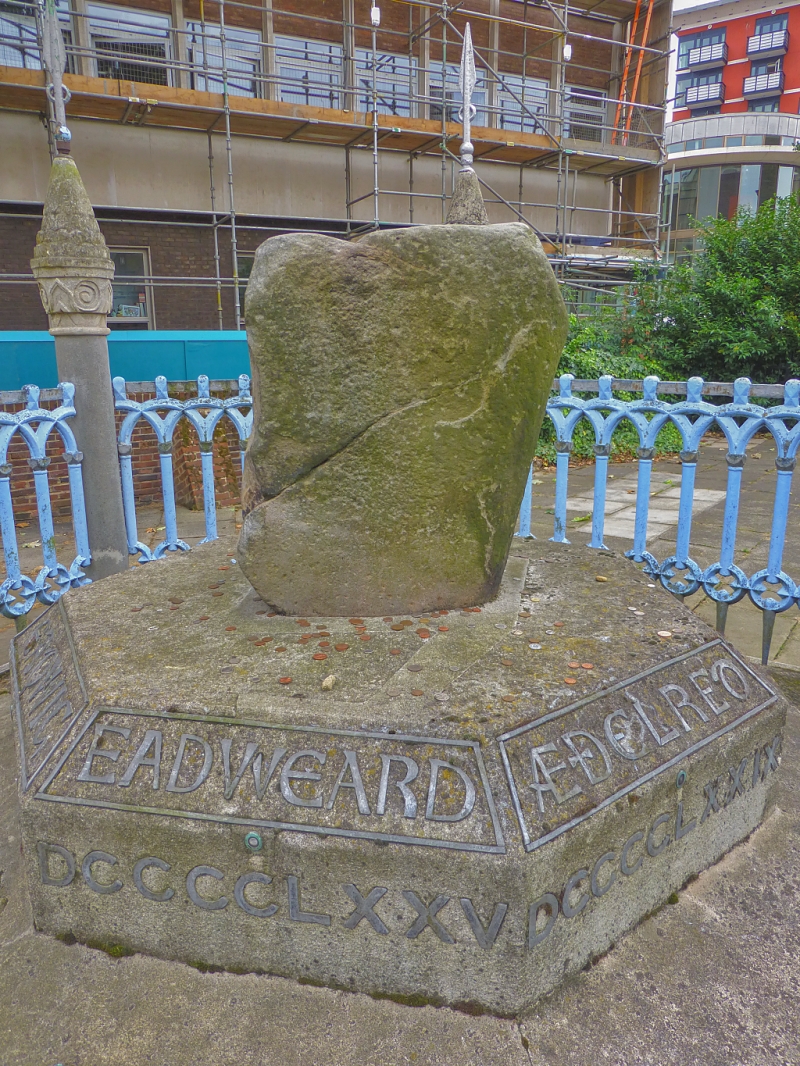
[11,540,786,1015]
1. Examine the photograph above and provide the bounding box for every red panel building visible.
[664,0,800,261]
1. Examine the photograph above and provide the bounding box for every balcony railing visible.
[684,82,725,107]
[747,30,789,58]
[681,42,728,70]
[743,71,785,98]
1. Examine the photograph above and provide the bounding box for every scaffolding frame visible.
[1,0,671,323]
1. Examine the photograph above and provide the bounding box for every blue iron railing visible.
[0,383,91,618]
[112,374,252,561]
[2,373,799,665]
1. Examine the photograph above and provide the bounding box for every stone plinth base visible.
[11,540,786,1015]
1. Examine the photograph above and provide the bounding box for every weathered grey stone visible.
[238,223,567,617]
[10,538,787,1015]
[446,169,490,225]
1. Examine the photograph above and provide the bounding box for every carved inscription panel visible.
[498,641,776,852]
[37,710,504,853]
[13,603,87,791]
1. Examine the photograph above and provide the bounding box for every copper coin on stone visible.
[256,610,267,616]
[198,615,210,621]
[218,566,230,571]
[247,636,259,642]
[275,646,287,652]
[383,617,393,623]
[318,641,330,648]
[268,612,278,617]
[501,659,513,667]
[502,695,515,703]
[279,677,292,684]
[419,618,431,625]
[411,689,424,697]
[335,643,349,651]
[387,688,402,697]
[564,677,577,685]
[359,635,371,641]
[168,597,184,605]
[407,664,423,673]
[390,649,401,656]
[439,610,449,616]
[568,661,581,669]
[554,622,565,628]
[313,653,328,661]
[417,629,431,639]
[169,606,180,611]
[349,618,364,625]
[254,640,267,647]
[438,626,449,632]
[400,620,413,627]
[208,584,221,589]
[391,624,405,631]
[225,626,237,632]
[212,592,224,598]
[581,663,594,670]
[297,619,311,627]
[318,631,331,637]
[130,607,143,613]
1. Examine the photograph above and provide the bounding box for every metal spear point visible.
[40,0,71,146]
[458,22,477,171]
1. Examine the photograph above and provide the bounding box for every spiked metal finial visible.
[458,23,477,171]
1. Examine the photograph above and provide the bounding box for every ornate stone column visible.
[31,150,129,580]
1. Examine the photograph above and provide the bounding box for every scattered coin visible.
[218,566,230,571]
[438,626,449,632]
[169,605,180,611]
[595,576,608,583]
[391,624,405,631]
[387,688,402,697]
[634,611,645,617]
[334,643,350,651]
[318,631,331,637]
[581,663,594,670]
[359,635,371,641]
[318,641,330,648]
[279,677,292,684]
[502,695,515,703]
[168,597,184,604]
[225,626,237,632]
[198,615,210,621]
[212,592,224,598]
[411,689,424,697]
[275,646,287,652]
[408,664,423,673]
[501,658,513,666]
[564,677,577,685]
[528,642,542,650]
[434,693,449,702]
[657,630,673,638]
[297,619,311,627]
[383,617,393,623]
[220,666,234,674]
[349,618,365,625]
[390,649,401,656]
[568,661,581,668]
[313,653,328,661]
[130,607,143,613]
[417,629,431,639]
[554,622,565,628]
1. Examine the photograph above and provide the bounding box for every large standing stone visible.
[238,223,567,617]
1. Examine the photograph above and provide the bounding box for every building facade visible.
[1,0,671,331]
[664,0,800,262]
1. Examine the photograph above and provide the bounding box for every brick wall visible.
[0,214,266,332]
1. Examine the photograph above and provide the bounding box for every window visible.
[666,141,684,154]
[430,63,487,125]
[706,136,724,148]
[354,49,415,117]
[564,87,606,142]
[749,98,779,112]
[677,28,725,68]
[495,74,549,133]
[676,168,699,230]
[751,57,782,76]
[108,249,154,329]
[755,13,788,35]
[89,3,171,86]
[676,70,722,108]
[187,22,262,98]
[0,0,72,70]
[726,136,743,146]
[275,36,342,109]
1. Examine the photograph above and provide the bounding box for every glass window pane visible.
[777,165,795,199]
[759,163,779,205]
[718,165,740,219]
[109,250,150,325]
[697,166,721,221]
[739,164,760,215]
[676,168,698,229]
[705,136,723,148]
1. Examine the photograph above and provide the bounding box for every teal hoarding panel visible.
[0,331,250,390]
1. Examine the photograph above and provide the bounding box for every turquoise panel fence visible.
[0,331,249,391]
